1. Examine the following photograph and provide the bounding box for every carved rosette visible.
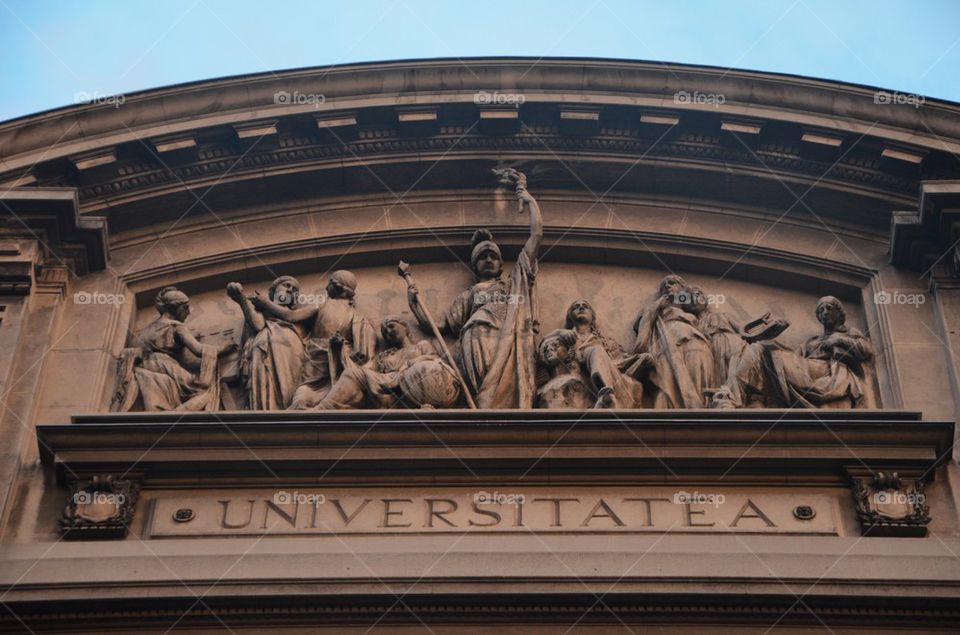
[851,472,930,537]
[59,475,140,540]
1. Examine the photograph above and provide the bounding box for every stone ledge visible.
[37,410,951,485]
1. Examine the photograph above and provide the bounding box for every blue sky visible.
[1,0,958,122]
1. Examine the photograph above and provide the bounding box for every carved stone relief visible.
[60,476,140,540]
[851,472,930,537]
[111,171,878,412]
[111,287,234,412]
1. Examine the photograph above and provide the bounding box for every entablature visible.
[38,410,952,487]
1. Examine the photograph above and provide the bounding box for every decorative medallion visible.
[852,472,929,537]
[59,475,140,540]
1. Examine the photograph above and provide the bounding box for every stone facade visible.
[1,58,959,632]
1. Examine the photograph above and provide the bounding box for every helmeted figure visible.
[227,276,308,410]
[252,270,376,410]
[408,169,542,409]
[111,287,233,412]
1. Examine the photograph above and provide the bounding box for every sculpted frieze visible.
[111,170,878,412]
[111,286,235,412]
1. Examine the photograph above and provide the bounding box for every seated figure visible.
[111,287,234,412]
[537,329,602,409]
[715,296,874,409]
[554,300,648,408]
[314,316,462,409]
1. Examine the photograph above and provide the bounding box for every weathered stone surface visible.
[1,57,960,632]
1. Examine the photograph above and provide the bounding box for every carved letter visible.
[514,498,524,527]
[331,498,372,526]
[425,498,458,528]
[683,503,715,527]
[262,500,299,529]
[624,497,672,527]
[730,499,776,528]
[532,498,579,527]
[469,501,502,527]
[580,498,625,527]
[381,499,413,528]
[219,499,255,529]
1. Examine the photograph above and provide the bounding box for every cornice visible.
[0,58,955,242]
[0,188,108,276]
[3,57,960,151]
[38,410,950,486]
[73,123,919,213]
[890,180,960,272]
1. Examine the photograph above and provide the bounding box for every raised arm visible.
[406,283,440,335]
[226,282,265,332]
[519,184,543,263]
[493,168,542,263]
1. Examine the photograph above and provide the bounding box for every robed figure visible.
[251,270,377,409]
[633,275,715,408]
[111,287,234,412]
[408,169,542,408]
[227,276,308,410]
[312,316,462,410]
[717,296,874,409]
